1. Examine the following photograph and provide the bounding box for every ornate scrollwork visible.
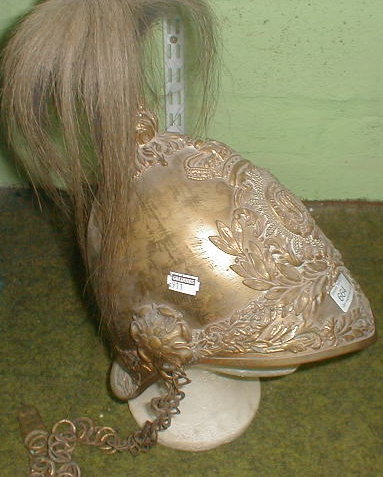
[131,110,374,359]
[322,299,374,347]
[135,108,182,174]
[183,140,248,184]
[136,107,159,145]
[135,115,248,183]
[191,286,374,357]
[192,302,323,356]
[181,137,373,357]
[209,206,340,319]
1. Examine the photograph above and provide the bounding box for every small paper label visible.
[330,273,354,312]
[167,272,200,296]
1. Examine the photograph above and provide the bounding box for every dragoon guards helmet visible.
[1,0,376,471]
[88,108,376,397]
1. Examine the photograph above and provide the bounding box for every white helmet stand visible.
[111,362,295,451]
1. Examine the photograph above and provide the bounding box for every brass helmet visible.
[2,0,376,462]
[2,0,375,401]
[88,109,376,398]
[0,0,375,468]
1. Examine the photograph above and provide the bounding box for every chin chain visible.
[19,369,190,477]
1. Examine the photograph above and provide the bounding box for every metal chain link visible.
[21,370,190,477]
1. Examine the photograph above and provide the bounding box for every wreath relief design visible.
[209,206,339,319]
[132,115,374,358]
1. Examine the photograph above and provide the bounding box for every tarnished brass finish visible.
[88,109,376,383]
[6,0,376,471]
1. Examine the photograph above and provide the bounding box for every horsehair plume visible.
[1,0,218,333]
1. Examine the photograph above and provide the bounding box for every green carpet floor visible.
[1,189,382,477]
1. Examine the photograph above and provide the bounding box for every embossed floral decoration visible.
[131,304,193,370]
[209,205,341,319]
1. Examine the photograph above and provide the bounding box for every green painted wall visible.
[1,0,382,200]
[0,0,35,187]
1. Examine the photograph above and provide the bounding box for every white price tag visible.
[167,272,200,296]
[330,273,354,312]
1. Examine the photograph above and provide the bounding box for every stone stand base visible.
[128,366,261,451]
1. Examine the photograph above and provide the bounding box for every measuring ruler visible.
[163,17,185,133]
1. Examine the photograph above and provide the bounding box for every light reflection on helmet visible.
[88,109,376,398]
